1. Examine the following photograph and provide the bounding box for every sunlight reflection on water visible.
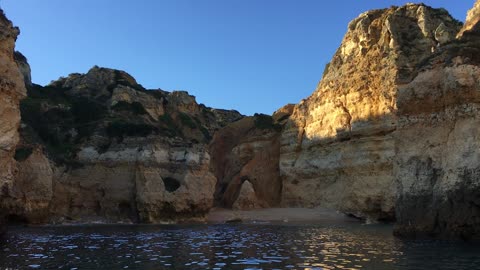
[0,224,479,269]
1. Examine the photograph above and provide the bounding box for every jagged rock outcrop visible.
[458,0,480,38]
[0,10,26,230]
[394,0,480,239]
[280,4,462,221]
[273,104,295,122]
[6,66,243,223]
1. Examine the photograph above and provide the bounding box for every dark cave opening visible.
[163,177,181,192]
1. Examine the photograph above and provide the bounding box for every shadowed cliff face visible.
[394,0,480,239]
[280,4,462,221]
[209,111,291,210]
[0,9,26,229]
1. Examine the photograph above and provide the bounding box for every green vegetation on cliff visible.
[19,67,244,166]
[253,113,282,131]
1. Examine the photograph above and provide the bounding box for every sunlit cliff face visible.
[288,4,460,145]
[278,4,462,220]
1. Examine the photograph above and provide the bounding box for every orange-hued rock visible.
[394,1,480,239]
[3,147,53,223]
[273,104,294,123]
[280,4,461,221]
[4,0,480,241]
[457,0,480,38]
[232,181,262,210]
[209,115,282,209]
[0,9,26,225]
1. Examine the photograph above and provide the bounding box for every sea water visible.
[0,223,479,269]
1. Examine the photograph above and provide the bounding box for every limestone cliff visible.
[5,66,243,224]
[2,1,480,240]
[280,4,461,221]
[394,0,480,239]
[0,10,26,229]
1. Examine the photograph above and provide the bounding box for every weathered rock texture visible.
[0,10,26,228]
[232,181,262,210]
[209,113,287,210]
[280,4,462,221]
[5,66,242,224]
[2,1,480,240]
[458,0,480,38]
[394,0,480,239]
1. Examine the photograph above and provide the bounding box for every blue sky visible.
[2,1,473,115]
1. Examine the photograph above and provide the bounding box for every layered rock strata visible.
[209,112,289,210]
[394,0,480,239]
[4,66,242,223]
[280,4,462,221]
[0,1,479,241]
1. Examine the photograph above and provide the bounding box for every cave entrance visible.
[5,214,28,225]
[163,177,181,192]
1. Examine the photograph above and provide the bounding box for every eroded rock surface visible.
[0,9,26,227]
[2,1,480,240]
[10,66,243,223]
[394,0,480,239]
[209,114,284,209]
[232,181,262,210]
[458,0,480,38]
[280,4,462,221]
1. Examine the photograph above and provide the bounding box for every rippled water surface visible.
[1,223,480,269]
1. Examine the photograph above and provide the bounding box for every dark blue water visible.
[0,223,479,270]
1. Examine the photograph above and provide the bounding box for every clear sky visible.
[1,1,473,115]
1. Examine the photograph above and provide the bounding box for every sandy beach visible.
[206,207,360,224]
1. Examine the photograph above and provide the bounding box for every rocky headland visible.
[6,65,243,224]
[0,1,480,240]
